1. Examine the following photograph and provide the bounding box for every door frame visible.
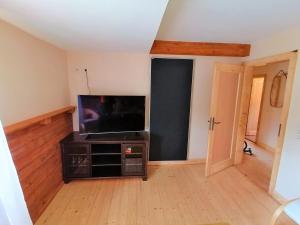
[205,63,244,176]
[234,51,298,197]
[149,56,195,161]
[245,74,266,142]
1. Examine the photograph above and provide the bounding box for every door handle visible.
[211,117,221,130]
[278,123,282,136]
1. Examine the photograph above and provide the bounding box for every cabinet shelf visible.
[125,164,143,166]
[92,155,121,165]
[92,164,121,167]
[68,165,89,167]
[66,153,88,156]
[91,153,121,156]
[91,144,121,154]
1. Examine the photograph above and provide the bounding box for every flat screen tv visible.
[78,95,145,134]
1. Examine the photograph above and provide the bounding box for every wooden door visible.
[205,63,243,176]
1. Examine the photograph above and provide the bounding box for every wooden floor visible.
[36,164,296,225]
[237,141,274,191]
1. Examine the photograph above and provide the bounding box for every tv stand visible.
[60,131,148,183]
[86,132,143,141]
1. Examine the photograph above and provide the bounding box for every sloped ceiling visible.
[157,0,300,43]
[1,0,300,53]
[0,0,169,52]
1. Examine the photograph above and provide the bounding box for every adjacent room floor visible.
[245,134,257,143]
[36,164,295,225]
[236,141,274,191]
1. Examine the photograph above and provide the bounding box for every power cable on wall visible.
[84,68,91,95]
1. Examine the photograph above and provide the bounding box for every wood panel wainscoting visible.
[4,106,75,222]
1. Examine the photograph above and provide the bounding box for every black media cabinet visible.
[60,132,148,183]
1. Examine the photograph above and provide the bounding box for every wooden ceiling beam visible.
[150,40,251,57]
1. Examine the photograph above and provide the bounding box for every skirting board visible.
[148,159,206,166]
[256,141,275,154]
[210,158,233,175]
[272,190,288,204]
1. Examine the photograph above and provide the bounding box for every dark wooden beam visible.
[150,40,251,57]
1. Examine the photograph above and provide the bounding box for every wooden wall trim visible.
[150,40,251,57]
[4,106,75,135]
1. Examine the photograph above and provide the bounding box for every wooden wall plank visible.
[5,112,73,222]
[150,40,251,57]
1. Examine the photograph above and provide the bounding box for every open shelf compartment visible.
[92,154,121,166]
[91,144,121,154]
[92,165,121,177]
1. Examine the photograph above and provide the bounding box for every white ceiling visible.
[157,0,300,43]
[0,0,169,52]
[1,0,300,52]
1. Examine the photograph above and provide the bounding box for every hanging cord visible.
[84,68,91,95]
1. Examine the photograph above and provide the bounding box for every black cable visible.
[84,68,91,95]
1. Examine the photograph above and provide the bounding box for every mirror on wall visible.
[270,70,287,108]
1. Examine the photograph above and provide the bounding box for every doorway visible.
[245,75,265,143]
[238,61,289,191]
[150,58,193,161]
[234,52,297,195]
[205,52,297,197]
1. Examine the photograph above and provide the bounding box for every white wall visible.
[248,28,300,60]
[0,121,32,225]
[0,199,10,225]
[249,28,300,202]
[67,52,151,130]
[275,56,300,198]
[0,19,70,126]
[67,52,241,159]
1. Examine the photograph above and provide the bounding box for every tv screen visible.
[78,95,145,134]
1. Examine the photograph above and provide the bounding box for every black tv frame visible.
[77,95,146,135]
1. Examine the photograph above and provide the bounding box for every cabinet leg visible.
[142,177,147,181]
[63,179,70,184]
